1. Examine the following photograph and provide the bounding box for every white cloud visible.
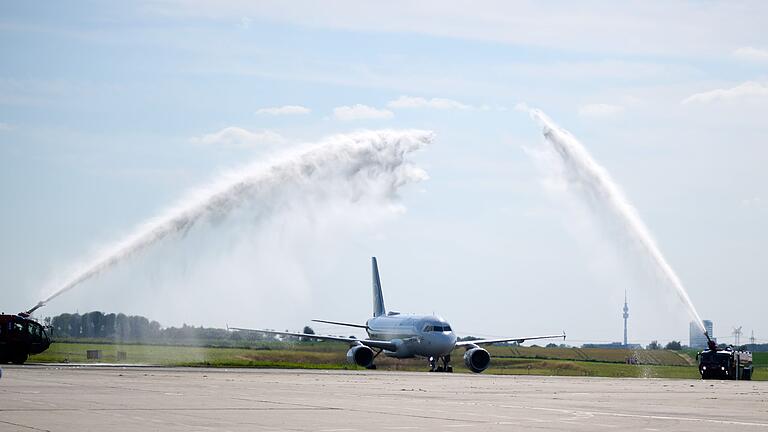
[501,60,701,82]
[387,95,472,110]
[733,46,768,62]
[742,196,762,208]
[578,103,625,117]
[514,102,530,112]
[0,122,13,131]
[191,127,285,148]
[148,2,768,57]
[255,105,311,115]
[682,81,768,105]
[332,104,393,121]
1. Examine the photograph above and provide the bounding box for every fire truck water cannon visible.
[705,331,718,352]
[26,301,45,315]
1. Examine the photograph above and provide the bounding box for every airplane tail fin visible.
[372,257,386,317]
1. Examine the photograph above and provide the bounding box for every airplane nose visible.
[442,333,457,351]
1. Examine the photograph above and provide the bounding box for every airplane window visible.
[434,326,443,332]
[423,325,433,332]
[443,325,452,331]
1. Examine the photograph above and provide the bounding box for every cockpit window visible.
[424,324,452,332]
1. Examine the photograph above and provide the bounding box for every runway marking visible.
[229,397,484,426]
[560,419,618,428]
[499,405,768,428]
[511,417,550,424]
[0,419,50,432]
[230,397,338,410]
[0,408,331,412]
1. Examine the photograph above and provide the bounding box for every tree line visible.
[45,311,280,345]
[47,312,161,340]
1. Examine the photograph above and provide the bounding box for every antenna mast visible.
[732,326,743,346]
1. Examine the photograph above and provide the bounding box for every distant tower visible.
[750,330,756,346]
[622,290,629,346]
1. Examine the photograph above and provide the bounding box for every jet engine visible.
[346,345,375,368]
[464,347,491,373]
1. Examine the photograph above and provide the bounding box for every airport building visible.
[690,320,714,349]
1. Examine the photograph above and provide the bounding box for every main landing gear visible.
[366,348,384,369]
[428,355,453,372]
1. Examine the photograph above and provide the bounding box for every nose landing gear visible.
[428,355,453,372]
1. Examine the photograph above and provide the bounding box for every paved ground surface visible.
[1,365,767,431]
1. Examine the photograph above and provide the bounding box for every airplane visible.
[230,257,565,373]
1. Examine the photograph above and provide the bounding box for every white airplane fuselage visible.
[366,314,457,358]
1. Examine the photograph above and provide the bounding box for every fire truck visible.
[696,337,753,380]
[0,313,51,364]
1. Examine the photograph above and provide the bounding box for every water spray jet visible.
[28,129,433,314]
[526,108,708,338]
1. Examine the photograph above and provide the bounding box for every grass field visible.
[752,352,768,367]
[28,342,766,380]
[29,342,356,369]
[486,345,695,366]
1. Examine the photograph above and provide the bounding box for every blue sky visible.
[2,1,767,345]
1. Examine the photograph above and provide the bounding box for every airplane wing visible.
[311,319,369,329]
[228,326,397,351]
[455,332,566,347]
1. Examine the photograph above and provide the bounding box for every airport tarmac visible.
[1,365,767,431]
